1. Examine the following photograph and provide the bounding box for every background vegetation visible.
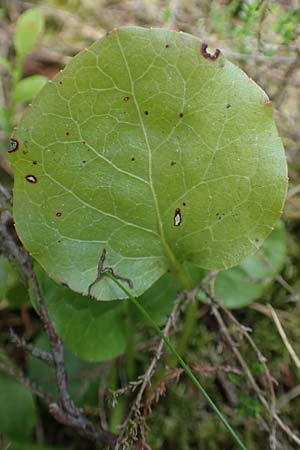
[0,0,300,449]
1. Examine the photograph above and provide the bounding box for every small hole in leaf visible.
[144,111,149,115]
[174,208,182,227]
[25,175,37,184]
[65,132,70,136]
[179,112,184,118]
[226,104,231,109]
[9,138,19,153]
[131,157,135,161]
[32,160,38,165]
[183,202,186,206]
[170,161,176,166]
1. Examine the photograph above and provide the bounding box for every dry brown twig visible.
[9,328,54,367]
[269,305,300,371]
[200,279,300,448]
[114,291,186,449]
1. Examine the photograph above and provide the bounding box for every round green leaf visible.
[30,267,127,362]
[10,27,287,300]
[31,266,194,362]
[199,221,286,308]
[0,373,36,441]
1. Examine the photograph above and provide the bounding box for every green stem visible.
[106,274,248,450]
[124,301,136,380]
[7,55,23,130]
[108,364,125,434]
[162,243,194,290]
[169,300,198,367]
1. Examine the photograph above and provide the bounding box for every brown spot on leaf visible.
[56,212,62,218]
[65,132,70,136]
[123,96,130,102]
[179,112,184,118]
[200,43,221,61]
[165,44,170,48]
[25,175,37,184]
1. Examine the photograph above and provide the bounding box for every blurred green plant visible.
[275,8,300,45]
[0,8,47,136]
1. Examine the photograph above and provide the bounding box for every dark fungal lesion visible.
[200,42,221,61]
[8,138,19,153]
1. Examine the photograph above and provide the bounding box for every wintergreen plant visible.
[5,26,288,449]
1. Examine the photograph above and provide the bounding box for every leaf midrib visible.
[116,32,193,289]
